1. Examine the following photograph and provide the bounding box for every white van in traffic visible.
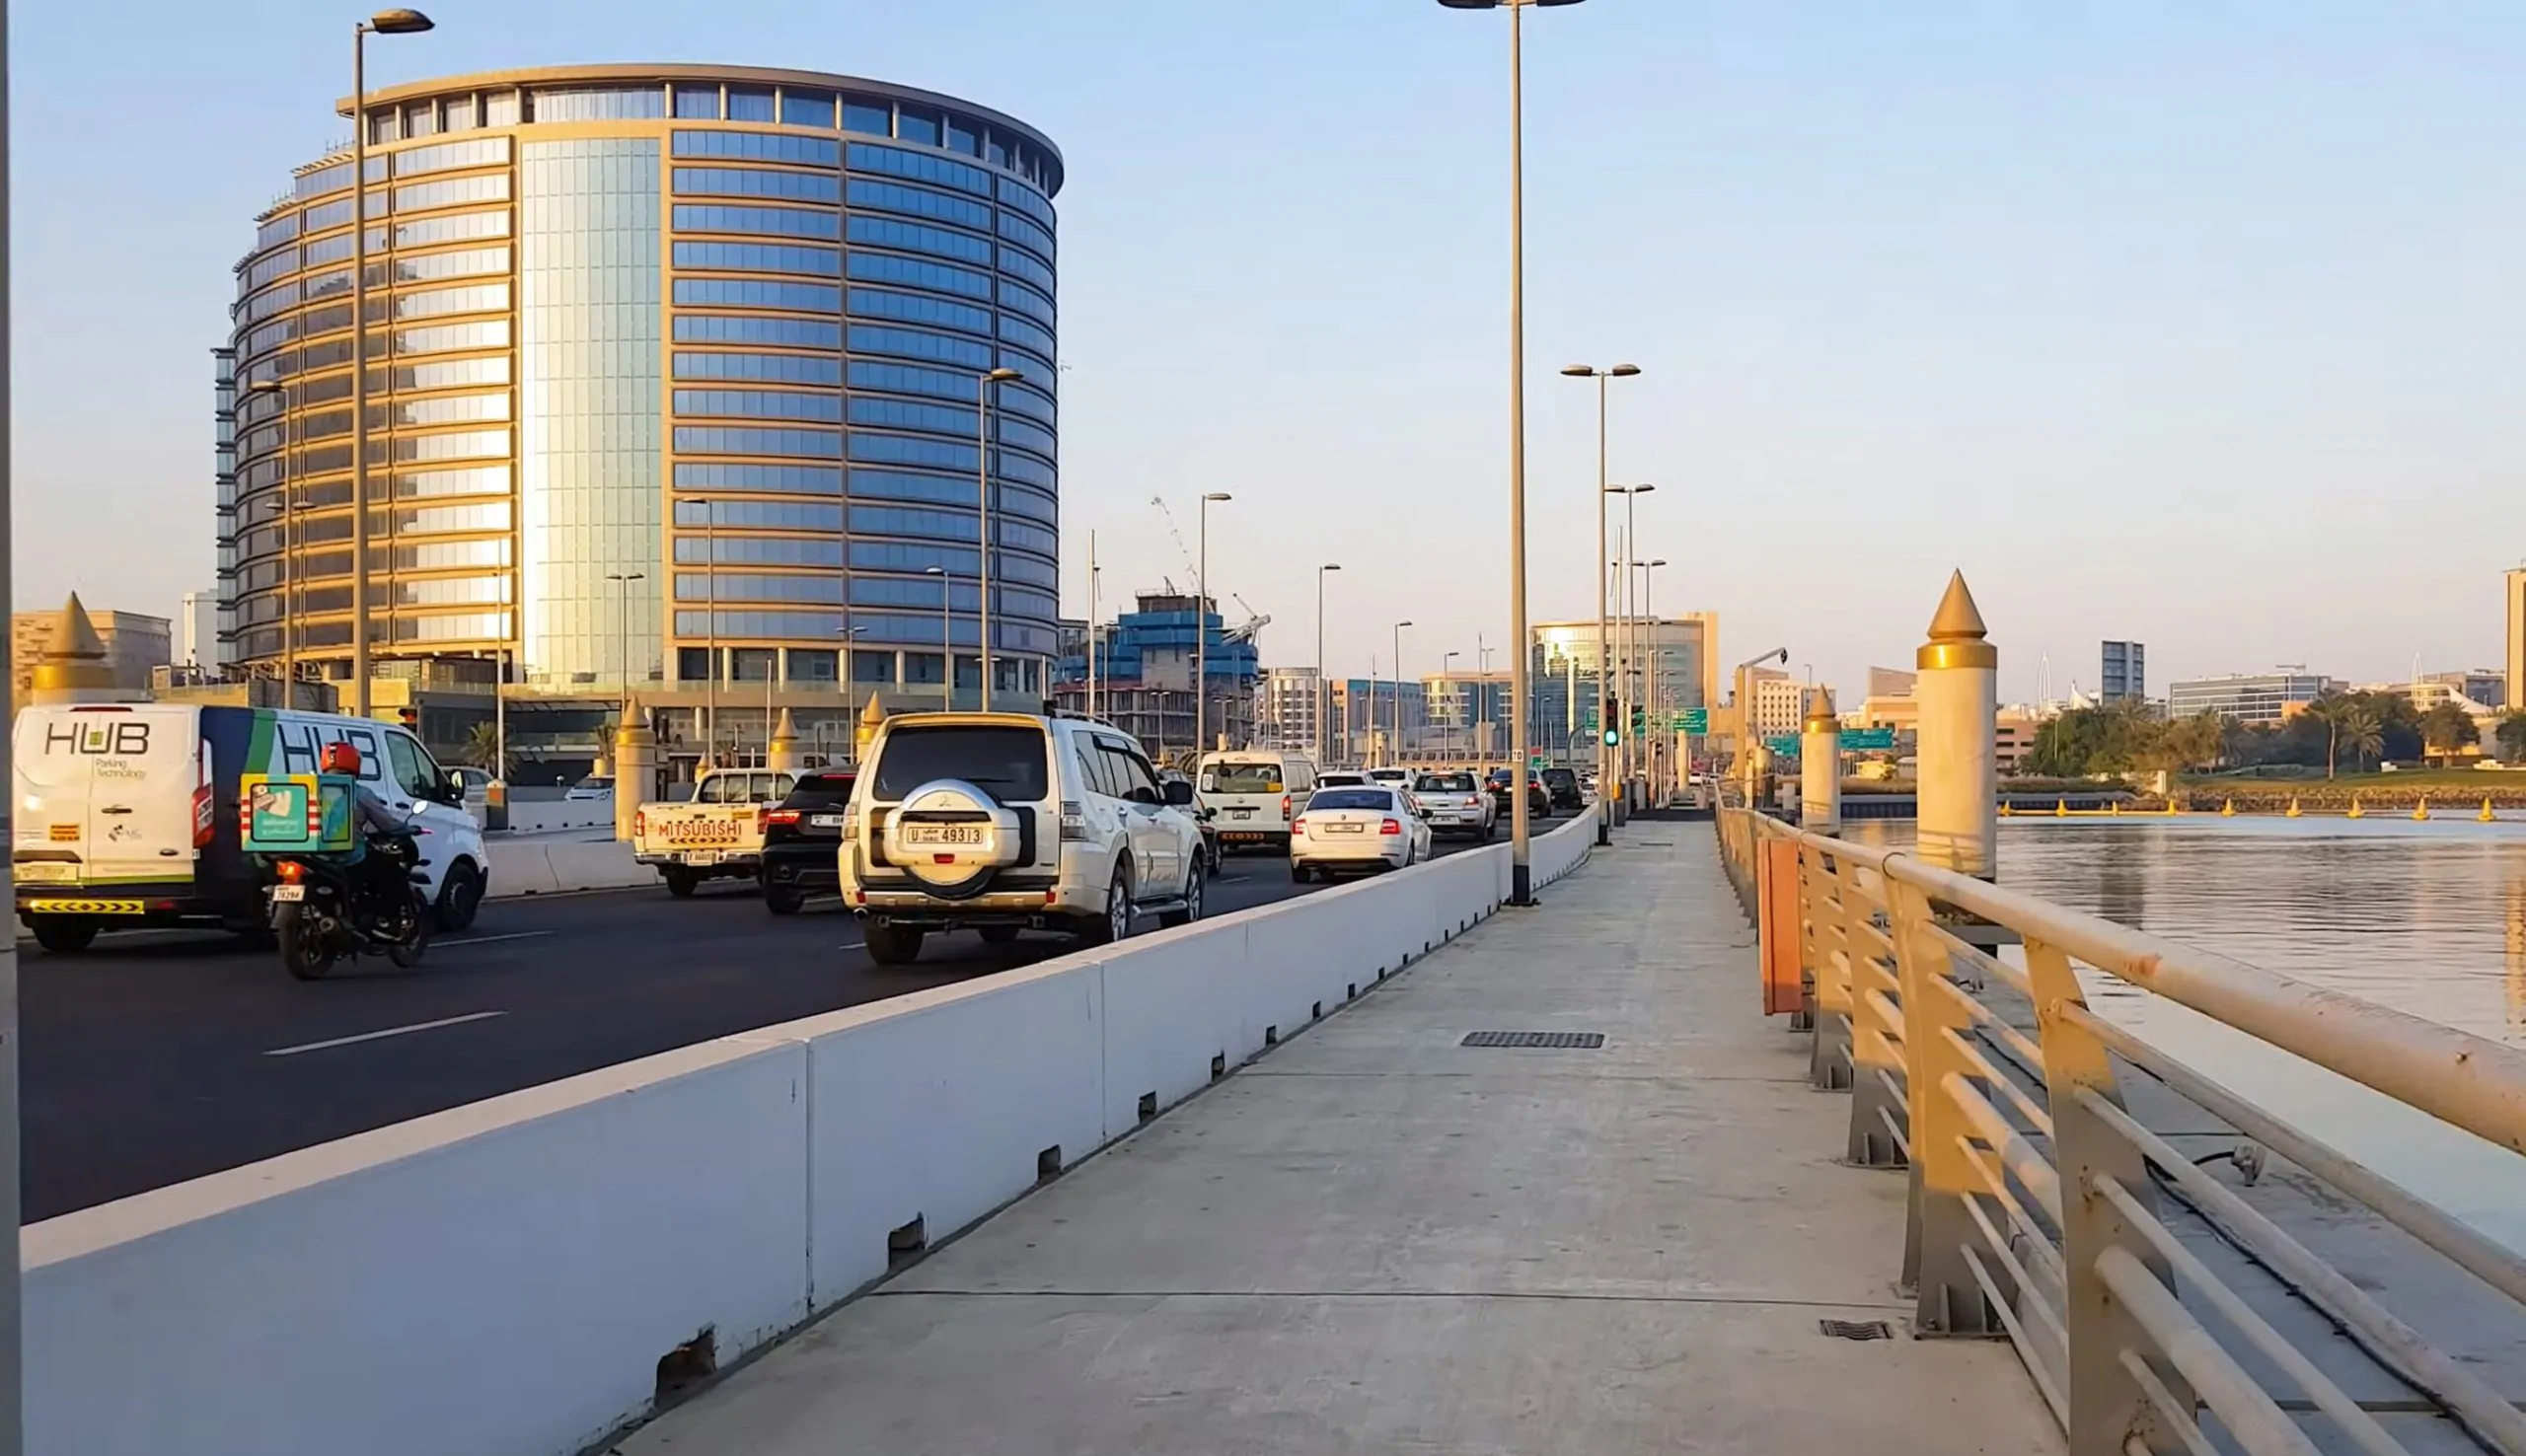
[12,702,490,953]
[1197,751,1318,851]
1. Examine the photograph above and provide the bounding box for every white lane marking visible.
[836,941,864,952]
[263,1011,507,1057]
[437,931,555,949]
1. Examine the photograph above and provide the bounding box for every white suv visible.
[838,711,1208,964]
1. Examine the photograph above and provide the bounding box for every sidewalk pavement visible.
[619,827,2061,1455]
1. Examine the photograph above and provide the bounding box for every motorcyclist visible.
[320,742,416,920]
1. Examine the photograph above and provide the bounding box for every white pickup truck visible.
[632,766,796,897]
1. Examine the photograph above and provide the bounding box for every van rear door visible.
[13,704,205,887]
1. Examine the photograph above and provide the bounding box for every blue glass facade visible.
[220,66,1061,704]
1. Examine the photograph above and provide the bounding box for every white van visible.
[12,702,490,953]
[1197,751,1318,851]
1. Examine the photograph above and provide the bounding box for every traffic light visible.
[1601,727,1619,748]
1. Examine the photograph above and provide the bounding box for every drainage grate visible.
[1819,1319,1893,1341]
[1459,1031,1605,1050]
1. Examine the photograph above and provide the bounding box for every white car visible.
[1411,770,1497,841]
[1290,784,1433,883]
[839,711,1207,963]
[564,775,614,802]
[1365,766,1415,800]
[1317,770,1376,789]
[1197,751,1317,852]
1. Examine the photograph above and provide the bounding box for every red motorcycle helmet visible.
[320,742,362,775]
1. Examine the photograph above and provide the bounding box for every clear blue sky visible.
[16,0,2526,704]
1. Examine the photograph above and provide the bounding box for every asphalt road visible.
[22,832,1505,1222]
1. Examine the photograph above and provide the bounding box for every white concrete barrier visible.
[24,813,1599,1456]
[482,837,656,899]
[26,1041,811,1456]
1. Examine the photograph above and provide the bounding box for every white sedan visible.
[1291,785,1434,882]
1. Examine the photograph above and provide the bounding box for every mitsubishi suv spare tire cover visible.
[883,778,1025,898]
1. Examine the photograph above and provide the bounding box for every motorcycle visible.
[263,827,433,981]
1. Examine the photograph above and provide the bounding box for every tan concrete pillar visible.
[614,714,657,843]
[1915,571,1998,877]
[1801,692,1841,833]
[767,707,800,773]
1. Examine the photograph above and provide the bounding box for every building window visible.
[897,107,940,146]
[673,167,842,203]
[671,129,840,167]
[530,86,667,122]
[672,203,841,240]
[780,90,835,129]
[842,97,892,136]
[483,91,521,126]
[674,85,720,119]
[672,462,843,497]
[944,116,979,157]
[727,88,776,122]
[671,277,842,313]
[671,240,841,276]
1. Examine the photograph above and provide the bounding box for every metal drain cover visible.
[1819,1319,1893,1341]
[1459,1031,1605,1050]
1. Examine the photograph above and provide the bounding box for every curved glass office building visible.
[219,65,1060,764]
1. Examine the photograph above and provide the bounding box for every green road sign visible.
[1840,727,1896,752]
[1672,708,1709,734]
[1764,735,1802,757]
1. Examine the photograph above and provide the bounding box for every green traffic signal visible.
[1601,728,1619,747]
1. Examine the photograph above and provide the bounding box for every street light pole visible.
[1638,558,1666,801]
[1393,620,1414,765]
[605,572,643,735]
[925,565,952,709]
[1315,562,1341,768]
[1443,649,1463,758]
[974,365,1019,709]
[1563,362,1638,843]
[350,9,436,719]
[1440,0,1587,903]
[1195,492,1231,761]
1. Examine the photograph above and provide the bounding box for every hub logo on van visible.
[43,720,151,757]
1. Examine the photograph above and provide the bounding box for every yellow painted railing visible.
[1713,807,2526,1456]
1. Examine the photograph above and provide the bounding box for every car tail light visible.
[1282,794,1292,820]
[766,809,802,827]
[1290,817,1306,837]
[632,810,646,838]
[276,859,306,884]
[1380,819,1402,837]
[755,807,769,834]
[1060,799,1088,841]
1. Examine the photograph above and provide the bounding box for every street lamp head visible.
[248,378,283,394]
[1609,363,1642,377]
[1397,620,1415,629]
[985,366,1022,382]
[1559,364,1595,377]
[1203,492,1233,503]
[1439,0,1587,8]
[367,7,434,33]
[1648,558,1669,568]
[924,565,946,576]
[1321,562,1342,572]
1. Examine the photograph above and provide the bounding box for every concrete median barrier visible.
[23,810,1598,1456]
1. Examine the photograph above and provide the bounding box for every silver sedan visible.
[1290,786,1434,883]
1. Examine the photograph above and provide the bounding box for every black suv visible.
[1486,767,1552,820]
[759,768,856,915]
[1540,766,1585,812]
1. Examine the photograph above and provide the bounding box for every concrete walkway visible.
[620,829,2061,1455]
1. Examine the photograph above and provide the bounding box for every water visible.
[1844,816,2526,1253]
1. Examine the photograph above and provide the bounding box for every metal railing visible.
[1715,806,2526,1456]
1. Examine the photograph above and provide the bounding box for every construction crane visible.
[1149,496,1267,640]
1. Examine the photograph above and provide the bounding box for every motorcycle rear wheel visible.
[387,890,433,969]
[276,903,336,982]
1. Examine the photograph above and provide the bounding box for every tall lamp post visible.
[1605,482,1654,804]
[1439,0,1589,905]
[349,8,436,718]
[605,571,644,743]
[1562,363,1639,844]
[836,622,868,760]
[1635,558,1667,800]
[1315,562,1342,768]
[973,365,1021,708]
[1442,649,1463,758]
[925,565,953,709]
[1390,620,1414,765]
[1194,491,1232,760]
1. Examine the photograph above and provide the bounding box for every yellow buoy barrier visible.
[2346,798,2364,820]
[2164,796,2179,815]
[2055,798,2069,817]
[2110,800,2121,816]
[1998,800,2013,818]
[2413,797,2430,822]
[2220,798,2236,817]
[2285,798,2302,818]
[2480,797,2496,823]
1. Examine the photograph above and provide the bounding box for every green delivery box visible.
[240,773,357,853]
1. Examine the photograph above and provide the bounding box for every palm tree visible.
[2302,693,2347,779]
[2339,702,2384,774]
[459,721,509,777]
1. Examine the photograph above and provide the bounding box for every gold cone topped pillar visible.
[31,594,126,704]
[1914,572,1998,878]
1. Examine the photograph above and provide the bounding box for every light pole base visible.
[1511,862,1532,907]
[1595,808,1610,846]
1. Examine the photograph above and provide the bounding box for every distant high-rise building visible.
[180,590,227,671]
[2507,568,2526,710]
[2101,640,2146,702]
